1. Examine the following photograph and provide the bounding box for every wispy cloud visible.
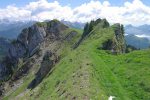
[0,0,150,25]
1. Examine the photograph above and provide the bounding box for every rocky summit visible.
[0,19,76,81]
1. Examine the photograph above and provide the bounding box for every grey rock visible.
[0,20,68,81]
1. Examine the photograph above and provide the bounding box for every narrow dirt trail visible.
[79,60,90,100]
[55,54,91,100]
[70,59,91,100]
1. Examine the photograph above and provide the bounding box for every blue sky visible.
[0,0,150,25]
[0,0,149,8]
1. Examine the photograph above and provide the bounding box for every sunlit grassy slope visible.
[3,24,150,100]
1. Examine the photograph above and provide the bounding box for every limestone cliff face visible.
[113,23,126,53]
[27,50,58,89]
[0,38,12,80]
[0,20,69,81]
[8,24,46,60]
[9,20,68,59]
[102,23,126,54]
[0,38,11,60]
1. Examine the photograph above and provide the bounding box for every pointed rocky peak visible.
[100,23,126,54]
[112,23,124,36]
[36,19,69,36]
[0,19,80,82]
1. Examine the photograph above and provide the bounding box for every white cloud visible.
[0,0,150,25]
[103,1,110,7]
[0,5,31,21]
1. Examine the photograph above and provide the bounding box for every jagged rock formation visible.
[0,19,81,98]
[28,50,59,89]
[9,20,68,59]
[0,20,76,81]
[101,23,126,54]
[0,37,11,61]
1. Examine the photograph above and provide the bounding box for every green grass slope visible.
[3,22,150,100]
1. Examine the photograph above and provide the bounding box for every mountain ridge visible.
[0,19,150,100]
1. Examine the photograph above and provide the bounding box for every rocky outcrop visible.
[9,20,68,59]
[112,23,126,53]
[101,23,126,54]
[0,20,69,81]
[11,58,34,81]
[0,61,11,80]
[0,37,11,61]
[0,83,4,97]
[65,31,77,42]
[27,50,59,89]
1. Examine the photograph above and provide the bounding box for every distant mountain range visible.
[125,34,150,49]
[61,20,85,29]
[125,24,150,35]
[0,21,35,39]
[125,24,150,49]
